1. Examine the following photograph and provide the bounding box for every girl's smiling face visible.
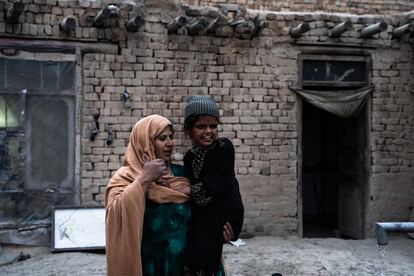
[189,115,219,149]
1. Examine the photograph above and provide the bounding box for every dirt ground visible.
[0,235,413,276]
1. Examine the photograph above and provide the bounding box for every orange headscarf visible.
[105,114,190,276]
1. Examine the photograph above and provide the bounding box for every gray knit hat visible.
[184,96,220,122]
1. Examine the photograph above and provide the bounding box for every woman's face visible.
[189,115,219,149]
[154,126,174,162]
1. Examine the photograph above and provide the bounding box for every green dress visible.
[141,164,192,276]
[141,164,226,276]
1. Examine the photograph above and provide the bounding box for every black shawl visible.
[184,137,244,275]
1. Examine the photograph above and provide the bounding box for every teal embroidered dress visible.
[141,164,192,276]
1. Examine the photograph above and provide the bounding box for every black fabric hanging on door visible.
[288,86,374,118]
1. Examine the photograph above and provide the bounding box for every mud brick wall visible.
[366,47,414,234]
[79,4,414,236]
[185,0,414,15]
[0,0,413,236]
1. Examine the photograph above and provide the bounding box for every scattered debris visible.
[229,238,246,247]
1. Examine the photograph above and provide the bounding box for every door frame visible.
[296,49,372,238]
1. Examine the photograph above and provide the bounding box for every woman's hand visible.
[223,222,234,243]
[138,158,167,192]
[143,159,167,179]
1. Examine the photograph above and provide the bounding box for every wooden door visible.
[337,115,365,239]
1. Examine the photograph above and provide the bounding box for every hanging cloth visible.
[288,86,374,118]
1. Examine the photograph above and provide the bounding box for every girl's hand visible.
[223,222,234,243]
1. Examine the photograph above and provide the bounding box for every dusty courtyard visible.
[0,235,413,276]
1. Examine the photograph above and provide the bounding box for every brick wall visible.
[185,0,414,15]
[366,46,414,234]
[0,0,413,237]
[78,5,414,236]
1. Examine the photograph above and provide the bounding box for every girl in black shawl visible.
[183,96,244,276]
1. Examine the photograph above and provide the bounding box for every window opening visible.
[302,60,366,86]
[0,57,75,244]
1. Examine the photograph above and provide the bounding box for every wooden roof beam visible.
[166,16,187,34]
[329,20,352,38]
[126,15,145,32]
[60,16,76,32]
[361,21,387,38]
[392,23,412,39]
[290,23,310,38]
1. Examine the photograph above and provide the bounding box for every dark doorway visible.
[299,54,370,239]
[302,101,366,238]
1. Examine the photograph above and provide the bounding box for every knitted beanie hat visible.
[184,96,220,122]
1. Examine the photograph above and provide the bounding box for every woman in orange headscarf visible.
[105,115,192,276]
